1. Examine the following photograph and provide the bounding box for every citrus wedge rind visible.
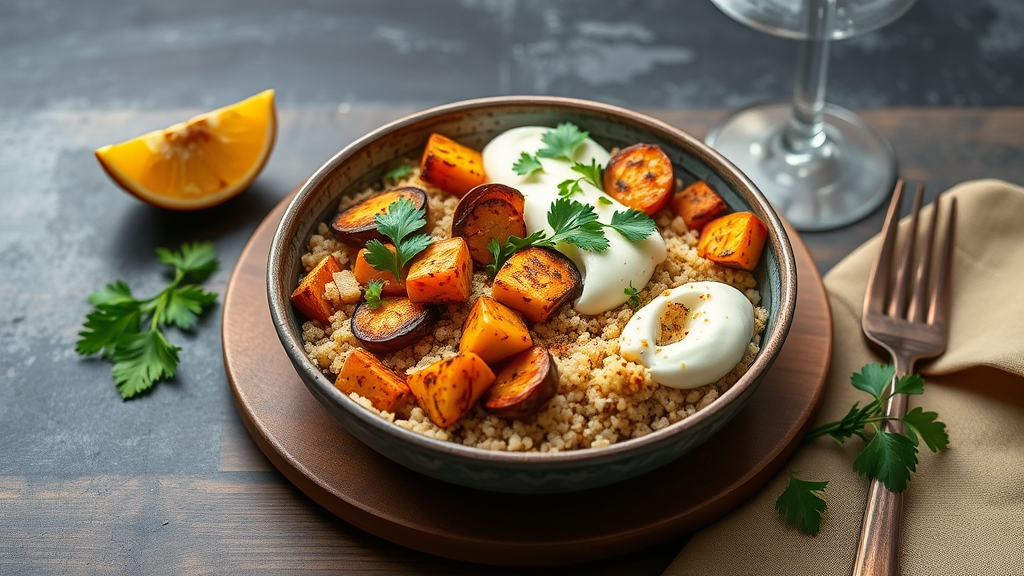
[95,89,277,210]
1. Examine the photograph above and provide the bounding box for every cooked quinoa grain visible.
[297,165,767,452]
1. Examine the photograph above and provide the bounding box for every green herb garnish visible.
[364,279,385,310]
[597,196,613,206]
[624,282,641,309]
[557,160,605,198]
[775,363,949,535]
[512,152,544,176]
[382,162,414,182]
[484,198,656,275]
[537,122,589,161]
[363,198,433,281]
[76,242,220,400]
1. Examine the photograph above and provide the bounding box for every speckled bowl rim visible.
[267,95,797,470]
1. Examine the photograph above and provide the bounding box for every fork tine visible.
[907,185,934,322]
[928,196,957,328]
[864,179,905,316]
[888,183,924,318]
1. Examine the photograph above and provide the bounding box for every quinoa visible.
[298,165,768,452]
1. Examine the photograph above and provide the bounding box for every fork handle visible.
[851,360,913,576]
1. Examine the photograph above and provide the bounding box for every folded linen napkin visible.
[664,179,1024,576]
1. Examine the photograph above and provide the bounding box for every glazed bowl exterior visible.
[267,96,797,494]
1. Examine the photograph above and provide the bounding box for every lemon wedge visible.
[95,89,277,210]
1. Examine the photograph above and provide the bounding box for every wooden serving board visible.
[222,196,832,566]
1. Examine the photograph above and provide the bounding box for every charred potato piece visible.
[290,254,341,324]
[406,237,473,304]
[670,180,727,232]
[459,295,532,364]
[335,348,413,416]
[483,346,559,420]
[330,187,427,247]
[419,133,487,197]
[697,211,768,271]
[406,353,496,428]
[491,246,582,323]
[450,183,527,265]
[353,244,406,296]
[602,143,675,215]
[350,297,440,354]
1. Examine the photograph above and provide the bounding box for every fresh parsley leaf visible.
[382,163,414,182]
[557,178,583,198]
[624,282,640,309]
[546,198,608,251]
[851,362,895,399]
[775,469,828,536]
[608,209,657,242]
[111,330,180,399]
[364,279,385,310]
[893,373,925,396]
[363,198,433,281]
[156,241,219,281]
[512,152,544,176]
[901,407,949,452]
[536,122,588,161]
[571,159,604,189]
[852,424,918,492]
[76,242,220,399]
[597,196,613,206]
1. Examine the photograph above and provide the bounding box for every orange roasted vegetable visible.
[459,296,533,364]
[350,297,439,354]
[353,244,406,296]
[670,180,727,232]
[602,143,675,215]
[419,133,486,197]
[406,353,495,428]
[491,246,582,323]
[405,237,473,303]
[450,183,527,265]
[335,348,413,416]
[482,346,559,420]
[290,254,341,324]
[331,187,427,247]
[697,211,768,271]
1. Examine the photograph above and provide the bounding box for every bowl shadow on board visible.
[269,96,798,495]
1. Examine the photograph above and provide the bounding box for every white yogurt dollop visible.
[481,126,667,314]
[619,282,754,389]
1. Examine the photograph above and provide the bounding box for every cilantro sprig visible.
[775,363,949,535]
[484,198,656,275]
[364,279,385,310]
[624,282,641,309]
[511,122,590,175]
[558,160,604,198]
[76,242,220,400]
[363,198,433,281]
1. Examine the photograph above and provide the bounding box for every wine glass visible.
[705,0,916,231]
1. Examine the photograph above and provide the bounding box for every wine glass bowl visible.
[706,0,915,231]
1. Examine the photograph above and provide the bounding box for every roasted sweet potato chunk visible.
[450,183,527,265]
[697,211,768,271]
[671,180,727,232]
[330,187,427,247]
[419,133,486,197]
[350,297,439,353]
[405,237,473,304]
[406,353,495,428]
[491,247,582,323]
[602,143,675,215]
[290,254,341,324]
[335,348,413,416]
[483,346,559,420]
[353,244,406,296]
[459,296,532,364]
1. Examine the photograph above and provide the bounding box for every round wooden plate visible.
[223,196,832,566]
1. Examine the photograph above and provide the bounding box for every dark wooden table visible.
[2,1,1022,574]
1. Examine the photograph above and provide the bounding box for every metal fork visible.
[851,180,957,576]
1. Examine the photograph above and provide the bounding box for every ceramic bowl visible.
[267,96,797,494]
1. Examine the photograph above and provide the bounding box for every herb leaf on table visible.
[76,242,220,400]
[776,362,949,535]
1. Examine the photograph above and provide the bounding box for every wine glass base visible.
[705,101,896,232]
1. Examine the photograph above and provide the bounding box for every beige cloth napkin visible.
[664,179,1024,576]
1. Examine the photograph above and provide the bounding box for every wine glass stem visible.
[782,0,837,155]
